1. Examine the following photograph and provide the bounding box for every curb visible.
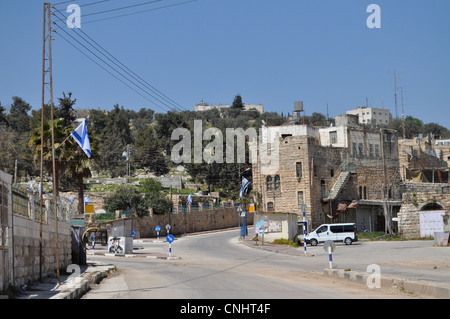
[323,268,450,299]
[50,265,117,300]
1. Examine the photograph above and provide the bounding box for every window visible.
[266,176,273,191]
[298,191,304,206]
[352,143,357,156]
[267,202,274,212]
[374,144,380,157]
[330,169,334,177]
[369,144,374,157]
[274,175,280,190]
[296,162,302,182]
[329,131,337,144]
[358,143,364,156]
[316,225,328,233]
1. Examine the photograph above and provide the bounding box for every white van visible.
[304,223,358,246]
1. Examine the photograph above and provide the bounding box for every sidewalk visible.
[239,236,450,299]
[16,261,117,299]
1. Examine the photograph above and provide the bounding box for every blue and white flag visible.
[71,118,91,158]
[240,176,250,198]
[187,194,192,205]
[84,195,90,204]
[68,195,74,205]
[38,182,41,195]
[30,182,33,191]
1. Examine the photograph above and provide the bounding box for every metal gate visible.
[419,211,445,238]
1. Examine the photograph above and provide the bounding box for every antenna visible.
[394,69,399,120]
[400,87,407,139]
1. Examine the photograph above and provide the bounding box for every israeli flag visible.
[30,182,33,191]
[84,195,90,204]
[71,118,91,158]
[240,176,250,198]
[187,194,192,205]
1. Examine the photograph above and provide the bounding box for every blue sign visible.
[131,230,136,237]
[155,226,161,232]
[166,234,175,243]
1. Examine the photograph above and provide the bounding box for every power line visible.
[82,0,198,25]
[53,0,111,7]
[52,9,187,113]
[51,0,198,25]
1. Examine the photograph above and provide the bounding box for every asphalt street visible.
[82,229,450,299]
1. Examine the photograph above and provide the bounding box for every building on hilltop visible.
[195,103,264,114]
[346,106,392,126]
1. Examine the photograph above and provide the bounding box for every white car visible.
[304,223,358,246]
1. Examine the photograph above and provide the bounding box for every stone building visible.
[398,135,449,183]
[398,183,450,239]
[252,115,402,232]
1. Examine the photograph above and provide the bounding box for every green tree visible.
[146,192,173,215]
[133,126,169,176]
[29,117,100,213]
[56,92,77,127]
[103,186,149,217]
[231,94,244,109]
[7,96,31,134]
[0,102,8,126]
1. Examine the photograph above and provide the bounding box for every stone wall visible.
[107,207,254,238]
[12,213,72,287]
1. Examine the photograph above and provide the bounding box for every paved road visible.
[83,229,448,299]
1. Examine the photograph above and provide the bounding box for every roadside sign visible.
[166,234,175,243]
[131,230,136,237]
[324,240,335,269]
[155,226,161,232]
[240,211,247,217]
[85,204,94,214]
[166,224,171,231]
[323,240,336,253]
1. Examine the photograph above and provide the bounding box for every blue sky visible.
[1,0,449,129]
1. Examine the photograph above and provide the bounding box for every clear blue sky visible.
[1,0,449,129]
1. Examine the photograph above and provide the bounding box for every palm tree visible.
[30,119,100,214]
[29,119,72,193]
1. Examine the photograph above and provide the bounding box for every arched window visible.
[267,202,274,212]
[274,175,280,190]
[266,176,273,191]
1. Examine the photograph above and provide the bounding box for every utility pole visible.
[41,2,60,284]
[39,2,47,282]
